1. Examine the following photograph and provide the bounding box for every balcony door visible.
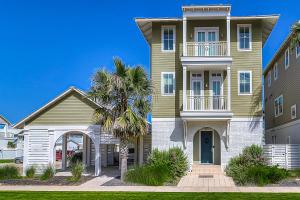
[210,72,223,110]
[190,73,203,110]
[194,27,219,56]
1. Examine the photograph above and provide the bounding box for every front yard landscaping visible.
[1,192,300,200]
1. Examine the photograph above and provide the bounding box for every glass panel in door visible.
[208,32,217,56]
[197,32,205,56]
[192,80,202,110]
[212,80,221,110]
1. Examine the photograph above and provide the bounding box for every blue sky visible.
[0,0,299,124]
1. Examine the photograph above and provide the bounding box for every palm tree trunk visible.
[120,137,129,182]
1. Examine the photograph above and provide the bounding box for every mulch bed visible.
[267,178,300,187]
[0,176,94,186]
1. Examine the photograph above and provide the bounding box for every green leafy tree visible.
[89,58,151,181]
[291,22,300,49]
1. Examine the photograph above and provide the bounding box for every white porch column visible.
[86,138,91,167]
[22,131,29,176]
[138,136,144,166]
[83,135,87,166]
[183,17,187,56]
[94,134,101,176]
[62,134,67,170]
[48,130,55,165]
[226,15,231,56]
[227,65,231,111]
[183,66,187,111]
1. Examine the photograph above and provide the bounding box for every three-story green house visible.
[136,5,278,169]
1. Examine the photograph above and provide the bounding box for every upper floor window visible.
[0,124,5,130]
[238,71,252,95]
[161,72,175,95]
[274,62,278,81]
[237,24,252,51]
[285,48,289,69]
[267,71,272,87]
[161,26,176,52]
[274,95,283,117]
[296,44,300,58]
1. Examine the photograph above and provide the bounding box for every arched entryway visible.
[193,127,221,165]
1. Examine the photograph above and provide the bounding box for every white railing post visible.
[183,17,187,56]
[227,65,231,111]
[183,66,187,111]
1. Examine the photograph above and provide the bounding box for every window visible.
[274,95,283,117]
[296,44,300,58]
[161,72,175,95]
[272,135,277,144]
[285,49,289,69]
[161,26,176,52]
[267,71,272,87]
[237,24,252,51]
[291,104,297,119]
[274,62,278,80]
[0,124,5,129]
[238,71,252,95]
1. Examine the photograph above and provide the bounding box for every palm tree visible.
[89,58,152,181]
[290,21,300,49]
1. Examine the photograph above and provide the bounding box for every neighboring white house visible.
[0,115,23,160]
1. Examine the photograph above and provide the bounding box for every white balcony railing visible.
[185,41,228,57]
[187,95,228,111]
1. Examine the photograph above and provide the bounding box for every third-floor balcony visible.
[186,41,228,57]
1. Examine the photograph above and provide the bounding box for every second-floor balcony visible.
[187,95,228,111]
[186,41,228,57]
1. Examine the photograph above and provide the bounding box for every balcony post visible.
[227,65,231,111]
[183,17,187,56]
[226,15,231,56]
[183,66,187,111]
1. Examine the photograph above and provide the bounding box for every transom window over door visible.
[238,71,252,95]
[195,28,219,56]
[161,26,176,52]
[161,72,175,95]
[237,24,252,51]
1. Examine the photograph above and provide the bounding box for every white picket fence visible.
[263,144,300,170]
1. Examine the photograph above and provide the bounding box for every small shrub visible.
[69,152,83,165]
[40,165,55,181]
[25,166,36,178]
[0,165,20,180]
[70,162,84,182]
[147,149,170,167]
[125,164,171,186]
[7,141,16,149]
[288,168,300,178]
[168,147,188,179]
[242,145,266,166]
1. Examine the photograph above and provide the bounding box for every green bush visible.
[0,165,20,180]
[25,166,36,178]
[168,147,188,179]
[247,165,288,186]
[125,164,171,186]
[225,145,287,186]
[7,141,16,149]
[69,162,84,182]
[40,165,55,181]
[69,152,83,165]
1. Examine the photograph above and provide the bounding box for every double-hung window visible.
[273,62,278,81]
[291,104,297,119]
[161,26,176,52]
[274,95,283,117]
[238,71,252,95]
[296,44,300,58]
[267,71,272,87]
[285,49,290,69]
[161,72,175,95]
[237,24,252,51]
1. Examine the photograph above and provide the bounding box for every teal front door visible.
[201,131,213,163]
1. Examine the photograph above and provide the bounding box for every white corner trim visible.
[237,24,252,52]
[237,70,253,95]
[161,25,176,52]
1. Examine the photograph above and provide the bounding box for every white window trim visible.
[268,71,272,87]
[274,95,283,117]
[285,48,290,69]
[237,24,252,51]
[274,62,278,81]
[161,72,175,96]
[291,104,297,120]
[238,71,252,95]
[161,25,176,52]
[296,44,300,59]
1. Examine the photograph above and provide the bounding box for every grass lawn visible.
[0,192,300,200]
[0,159,14,164]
